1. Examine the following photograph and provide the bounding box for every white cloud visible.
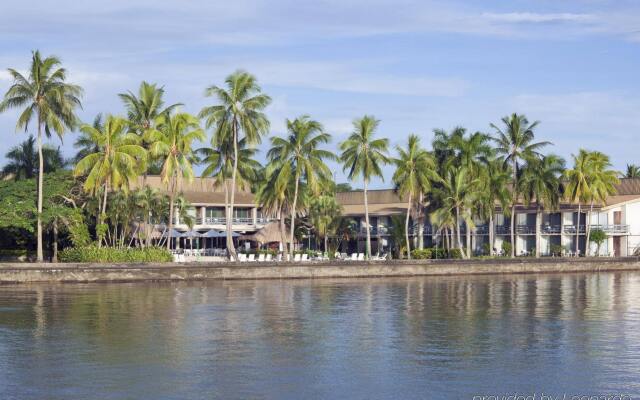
[481,12,594,24]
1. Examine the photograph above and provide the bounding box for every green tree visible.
[584,151,619,256]
[119,81,182,179]
[0,50,83,261]
[392,134,435,259]
[491,113,549,257]
[564,149,592,256]
[339,115,390,259]
[309,194,343,254]
[73,115,146,245]
[199,70,271,260]
[149,112,205,249]
[589,228,607,256]
[625,164,640,178]
[478,157,510,256]
[2,135,66,180]
[268,116,334,260]
[520,154,565,257]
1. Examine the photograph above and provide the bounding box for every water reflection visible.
[0,272,639,399]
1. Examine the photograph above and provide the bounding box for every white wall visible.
[624,201,640,255]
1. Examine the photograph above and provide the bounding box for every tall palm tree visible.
[520,154,565,257]
[625,164,640,179]
[268,116,334,260]
[73,115,146,245]
[199,70,271,260]
[491,113,549,257]
[392,134,435,259]
[2,135,66,180]
[478,157,511,255]
[0,50,82,261]
[198,135,261,255]
[73,114,103,163]
[433,166,478,259]
[149,112,205,249]
[339,115,390,259]
[119,82,182,179]
[584,151,619,256]
[564,149,592,256]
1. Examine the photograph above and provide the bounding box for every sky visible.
[1,0,639,188]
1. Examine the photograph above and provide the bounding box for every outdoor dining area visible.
[161,228,239,261]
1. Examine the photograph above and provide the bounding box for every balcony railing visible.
[516,225,536,234]
[188,217,271,226]
[588,224,629,234]
[540,225,562,234]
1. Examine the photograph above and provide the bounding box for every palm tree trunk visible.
[418,192,424,250]
[465,210,471,259]
[324,235,329,256]
[510,205,516,258]
[227,120,239,261]
[511,159,517,258]
[586,201,594,256]
[535,207,541,258]
[575,203,581,256]
[52,218,58,263]
[489,212,494,256]
[364,177,372,259]
[289,173,300,261]
[405,193,412,260]
[36,122,44,262]
[166,177,175,250]
[455,206,466,258]
[99,182,109,248]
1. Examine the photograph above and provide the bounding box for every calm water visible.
[1,273,640,400]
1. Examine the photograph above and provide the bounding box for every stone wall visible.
[1,257,639,284]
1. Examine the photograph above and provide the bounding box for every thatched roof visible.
[239,221,288,244]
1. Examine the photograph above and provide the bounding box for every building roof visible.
[131,176,255,206]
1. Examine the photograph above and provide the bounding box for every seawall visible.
[1,257,640,284]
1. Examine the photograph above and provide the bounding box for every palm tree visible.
[309,194,343,254]
[584,151,619,256]
[564,149,592,256]
[0,50,82,261]
[433,165,478,259]
[478,157,511,255]
[149,112,205,249]
[134,186,163,247]
[2,135,66,180]
[119,82,182,179]
[625,164,640,178]
[73,114,103,163]
[392,134,435,259]
[491,113,550,257]
[198,135,261,255]
[268,116,334,260]
[73,115,146,245]
[340,115,390,259]
[199,70,271,260]
[520,154,565,257]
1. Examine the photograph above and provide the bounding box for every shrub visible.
[448,248,463,259]
[501,241,512,256]
[411,248,433,259]
[429,247,447,259]
[59,246,173,263]
[482,242,491,256]
[550,244,563,257]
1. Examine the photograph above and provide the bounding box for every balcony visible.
[540,225,561,234]
[589,224,629,234]
[515,225,536,234]
[190,217,271,226]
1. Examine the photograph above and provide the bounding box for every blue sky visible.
[1,0,639,188]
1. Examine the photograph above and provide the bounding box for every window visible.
[234,208,251,219]
[206,207,225,218]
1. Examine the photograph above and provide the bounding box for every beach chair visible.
[238,253,247,262]
[247,254,256,262]
[294,253,302,262]
[301,254,309,262]
[257,254,265,262]
[276,253,283,262]
[265,254,273,262]
[349,253,358,261]
[357,253,365,261]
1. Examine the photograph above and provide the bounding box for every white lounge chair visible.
[265,254,273,262]
[247,254,256,262]
[357,253,365,261]
[301,254,309,262]
[276,253,283,262]
[257,253,266,262]
[294,253,302,262]
[350,253,358,261]
[238,253,247,262]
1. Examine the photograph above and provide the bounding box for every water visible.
[1,273,640,400]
